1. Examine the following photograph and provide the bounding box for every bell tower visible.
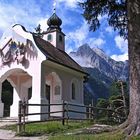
[43,6,65,51]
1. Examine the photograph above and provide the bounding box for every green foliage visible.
[109,81,128,96]
[109,95,127,123]
[109,81,120,96]
[97,98,109,108]
[79,0,127,38]
[95,81,129,125]
[96,99,110,121]
[109,81,129,120]
[130,136,140,140]
[109,95,124,107]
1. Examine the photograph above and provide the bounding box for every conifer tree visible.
[80,0,140,135]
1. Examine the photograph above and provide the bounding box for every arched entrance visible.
[0,68,32,118]
[1,80,13,117]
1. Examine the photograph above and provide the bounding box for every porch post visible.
[0,82,4,117]
[28,68,42,121]
[10,88,20,117]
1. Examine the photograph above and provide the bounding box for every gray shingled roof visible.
[33,35,87,75]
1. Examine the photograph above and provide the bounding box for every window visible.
[28,87,32,100]
[59,35,63,42]
[46,85,50,101]
[72,83,76,100]
[55,85,60,95]
[47,34,52,41]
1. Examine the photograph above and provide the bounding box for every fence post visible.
[17,100,22,133]
[62,100,65,125]
[48,102,50,119]
[22,100,26,133]
[89,104,92,119]
[91,106,94,120]
[66,102,69,125]
[91,100,94,119]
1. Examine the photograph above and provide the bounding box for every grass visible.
[49,133,125,140]
[49,132,140,140]
[3,121,140,140]
[3,120,92,136]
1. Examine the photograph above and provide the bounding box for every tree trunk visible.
[124,0,140,135]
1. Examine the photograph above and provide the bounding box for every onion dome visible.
[47,13,62,31]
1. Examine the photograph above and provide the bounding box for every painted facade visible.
[0,13,87,120]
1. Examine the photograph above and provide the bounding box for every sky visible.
[0,0,128,61]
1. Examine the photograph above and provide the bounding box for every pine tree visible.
[80,0,127,38]
[80,0,140,135]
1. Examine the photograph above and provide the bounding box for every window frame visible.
[47,34,52,41]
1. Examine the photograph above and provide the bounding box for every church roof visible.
[33,35,86,75]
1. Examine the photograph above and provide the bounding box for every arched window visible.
[72,83,76,100]
[59,35,63,42]
[55,85,60,95]
[47,34,52,41]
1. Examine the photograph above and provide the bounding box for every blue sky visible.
[0,0,128,61]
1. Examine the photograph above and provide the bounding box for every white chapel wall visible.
[0,25,46,119]
[43,62,86,118]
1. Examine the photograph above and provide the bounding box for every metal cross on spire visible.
[53,0,56,13]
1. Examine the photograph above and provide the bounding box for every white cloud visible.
[110,35,128,61]
[105,26,113,34]
[0,1,44,33]
[57,0,82,8]
[115,35,128,53]
[65,20,106,53]
[111,53,128,61]
[66,21,89,48]
[98,15,107,21]
[37,17,49,32]
[66,46,73,54]
[89,38,105,47]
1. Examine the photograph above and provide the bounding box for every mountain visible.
[69,44,129,104]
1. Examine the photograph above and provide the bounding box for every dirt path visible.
[0,129,45,140]
[0,121,48,140]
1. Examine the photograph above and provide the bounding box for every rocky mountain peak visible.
[69,44,128,104]
[92,47,109,62]
[69,44,128,81]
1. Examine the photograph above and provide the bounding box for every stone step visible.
[0,117,18,122]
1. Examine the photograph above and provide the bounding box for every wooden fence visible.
[17,100,126,133]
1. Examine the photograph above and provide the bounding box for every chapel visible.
[0,11,87,120]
